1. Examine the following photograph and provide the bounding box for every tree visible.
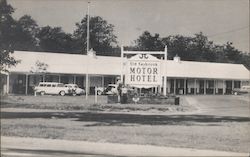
[223,42,241,63]
[0,0,19,71]
[16,15,39,50]
[190,32,216,62]
[12,15,39,51]
[37,26,76,53]
[135,31,164,51]
[162,35,194,60]
[73,16,117,55]
[131,30,250,69]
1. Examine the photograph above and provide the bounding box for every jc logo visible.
[139,54,148,59]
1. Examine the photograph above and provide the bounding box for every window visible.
[46,84,51,87]
[52,84,56,87]
[39,84,44,87]
[57,84,64,87]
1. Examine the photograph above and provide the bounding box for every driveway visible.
[184,95,250,117]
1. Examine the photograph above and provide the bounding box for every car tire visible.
[40,91,45,96]
[59,91,65,96]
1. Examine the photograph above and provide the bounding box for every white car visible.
[34,82,70,96]
[64,84,85,96]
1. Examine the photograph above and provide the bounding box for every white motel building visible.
[1,50,249,95]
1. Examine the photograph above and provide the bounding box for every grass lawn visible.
[0,95,194,114]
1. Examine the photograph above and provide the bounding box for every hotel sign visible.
[125,54,161,88]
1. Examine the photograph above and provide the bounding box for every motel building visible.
[0,50,249,95]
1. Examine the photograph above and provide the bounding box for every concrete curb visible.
[1,136,249,156]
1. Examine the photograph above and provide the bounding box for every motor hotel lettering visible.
[126,54,161,87]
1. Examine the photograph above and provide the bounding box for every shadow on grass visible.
[1,111,250,126]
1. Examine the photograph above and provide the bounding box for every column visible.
[167,80,171,93]
[213,80,216,95]
[163,76,167,96]
[73,75,76,84]
[85,74,89,99]
[174,79,176,95]
[204,80,206,95]
[194,79,197,95]
[6,74,10,94]
[58,75,61,83]
[42,75,45,82]
[102,76,104,87]
[222,80,225,95]
[184,78,186,95]
[25,74,28,95]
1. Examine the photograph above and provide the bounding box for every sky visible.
[8,0,249,53]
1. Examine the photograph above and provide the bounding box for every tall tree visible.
[0,0,19,71]
[13,15,39,51]
[162,35,194,60]
[37,26,75,53]
[135,31,164,51]
[73,16,117,55]
[190,32,216,62]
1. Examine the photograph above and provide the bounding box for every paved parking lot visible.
[185,95,250,117]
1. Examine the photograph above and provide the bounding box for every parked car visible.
[232,86,250,95]
[34,82,70,96]
[96,84,119,95]
[64,84,85,96]
[96,84,136,96]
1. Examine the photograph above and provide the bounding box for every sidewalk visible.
[1,136,249,156]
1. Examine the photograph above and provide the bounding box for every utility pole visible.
[87,1,90,53]
[163,45,168,96]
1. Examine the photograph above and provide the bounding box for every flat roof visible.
[7,51,250,80]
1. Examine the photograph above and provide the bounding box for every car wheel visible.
[59,91,65,96]
[97,90,102,95]
[40,91,45,96]
[72,92,77,96]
